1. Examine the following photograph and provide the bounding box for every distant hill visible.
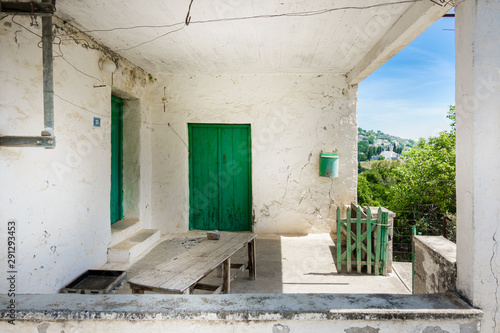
[358,128,415,162]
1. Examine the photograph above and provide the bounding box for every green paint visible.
[319,153,339,177]
[189,124,252,231]
[336,207,389,275]
[110,96,123,224]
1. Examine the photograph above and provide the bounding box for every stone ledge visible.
[0,293,482,322]
[414,236,457,294]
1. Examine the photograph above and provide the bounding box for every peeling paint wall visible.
[0,17,152,293]
[149,74,358,234]
[0,15,357,293]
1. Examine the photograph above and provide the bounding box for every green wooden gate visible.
[110,96,123,224]
[189,124,252,231]
[336,206,390,275]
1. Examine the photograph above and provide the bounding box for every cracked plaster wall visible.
[149,74,357,234]
[0,16,153,293]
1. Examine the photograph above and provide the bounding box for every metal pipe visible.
[42,3,54,137]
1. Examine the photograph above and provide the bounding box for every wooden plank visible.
[189,125,219,230]
[346,207,352,273]
[336,208,342,272]
[223,257,230,294]
[375,212,382,276]
[367,208,372,275]
[141,233,254,291]
[356,207,362,274]
[230,263,247,281]
[158,235,254,292]
[380,210,389,276]
[129,233,255,292]
[248,238,256,280]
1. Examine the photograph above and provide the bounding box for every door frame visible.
[188,123,253,231]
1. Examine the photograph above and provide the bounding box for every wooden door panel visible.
[190,126,219,230]
[110,96,123,224]
[189,124,251,231]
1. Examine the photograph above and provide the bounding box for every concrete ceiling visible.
[55,0,450,80]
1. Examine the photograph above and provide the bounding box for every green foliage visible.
[358,140,369,154]
[357,160,401,207]
[389,131,456,215]
[358,153,368,162]
[368,135,375,144]
[447,105,456,133]
[358,106,456,241]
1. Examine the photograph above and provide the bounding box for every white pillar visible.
[456,1,500,332]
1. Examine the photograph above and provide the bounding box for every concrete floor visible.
[105,233,410,295]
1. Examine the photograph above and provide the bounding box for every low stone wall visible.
[0,293,481,332]
[413,236,457,294]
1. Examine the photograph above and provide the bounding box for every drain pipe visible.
[0,0,56,148]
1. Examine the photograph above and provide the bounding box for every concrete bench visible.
[128,232,256,294]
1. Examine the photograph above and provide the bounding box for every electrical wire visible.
[55,93,177,127]
[11,12,42,38]
[11,13,104,85]
[89,0,427,33]
[115,0,434,52]
[116,25,186,52]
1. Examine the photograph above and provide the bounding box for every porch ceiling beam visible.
[0,1,56,15]
[346,2,452,85]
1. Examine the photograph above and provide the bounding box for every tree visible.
[358,140,369,154]
[447,105,456,133]
[388,105,456,238]
[357,160,400,207]
[368,135,375,144]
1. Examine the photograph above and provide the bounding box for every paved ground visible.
[106,232,410,295]
[392,261,413,293]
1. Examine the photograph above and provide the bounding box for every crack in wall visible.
[490,231,499,329]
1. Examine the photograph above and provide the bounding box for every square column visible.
[456,1,500,332]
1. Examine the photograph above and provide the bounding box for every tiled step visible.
[107,229,161,264]
[110,219,141,247]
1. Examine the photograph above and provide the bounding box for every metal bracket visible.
[0,136,55,148]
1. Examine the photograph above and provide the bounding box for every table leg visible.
[223,257,231,294]
[248,238,256,280]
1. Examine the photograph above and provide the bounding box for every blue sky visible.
[357,15,455,141]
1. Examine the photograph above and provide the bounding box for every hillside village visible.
[358,127,415,161]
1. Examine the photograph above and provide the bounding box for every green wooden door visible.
[189,124,252,231]
[110,96,123,224]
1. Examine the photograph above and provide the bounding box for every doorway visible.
[188,124,252,231]
[110,96,123,224]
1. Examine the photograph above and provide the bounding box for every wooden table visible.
[128,232,256,294]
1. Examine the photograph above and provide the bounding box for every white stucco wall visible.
[0,16,357,293]
[0,17,152,293]
[455,1,500,332]
[149,74,357,234]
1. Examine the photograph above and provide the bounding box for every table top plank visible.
[128,232,256,292]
